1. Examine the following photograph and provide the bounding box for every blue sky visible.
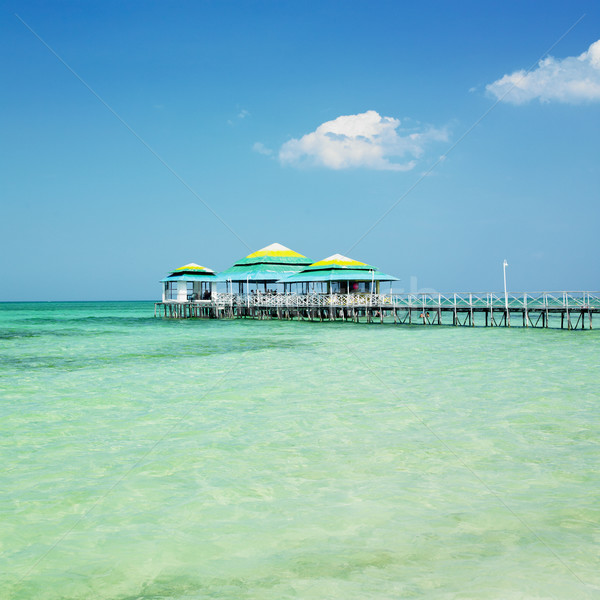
[1,0,599,300]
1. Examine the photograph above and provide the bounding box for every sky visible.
[1,0,599,300]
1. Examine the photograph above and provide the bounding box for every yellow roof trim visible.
[246,242,307,259]
[310,253,368,268]
[174,263,214,272]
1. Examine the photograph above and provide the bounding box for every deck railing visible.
[206,291,600,310]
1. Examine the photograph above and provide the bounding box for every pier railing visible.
[156,290,599,328]
[211,292,394,308]
[209,291,600,310]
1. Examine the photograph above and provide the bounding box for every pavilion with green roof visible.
[160,263,217,302]
[216,243,312,292]
[279,253,398,294]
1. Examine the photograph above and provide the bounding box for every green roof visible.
[161,262,216,283]
[278,253,399,283]
[301,253,375,271]
[216,263,307,282]
[279,268,398,283]
[160,273,217,283]
[230,243,312,267]
[173,263,214,273]
[218,242,312,282]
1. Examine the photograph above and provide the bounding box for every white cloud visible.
[278,110,447,171]
[252,142,273,156]
[486,39,600,104]
[227,108,250,126]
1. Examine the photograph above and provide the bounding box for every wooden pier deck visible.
[155,291,600,330]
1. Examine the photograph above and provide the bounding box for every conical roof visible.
[234,243,312,266]
[173,263,214,273]
[216,243,312,282]
[303,253,374,271]
[160,262,217,282]
[279,253,398,283]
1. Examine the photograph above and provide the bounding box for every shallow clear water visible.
[1,302,599,599]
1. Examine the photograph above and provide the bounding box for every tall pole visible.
[503,259,509,313]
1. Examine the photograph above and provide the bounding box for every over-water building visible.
[160,263,217,302]
[216,243,312,293]
[280,253,398,294]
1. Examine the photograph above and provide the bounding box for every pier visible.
[155,291,600,329]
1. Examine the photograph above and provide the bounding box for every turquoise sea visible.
[1,301,599,600]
